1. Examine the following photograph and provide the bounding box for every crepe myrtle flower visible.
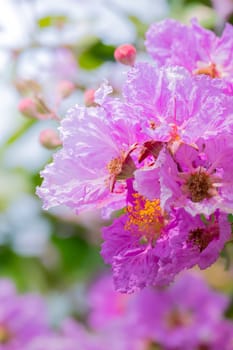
[87,274,129,330]
[62,318,145,350]
[101,183,231,293]
[159,135,233,216]
[168,208,231,271]
[0,280,48,350]
[37,94,145,217]
[101,191,177,293]
[145,18,233,85]
[134,273,231,350]
[25,335,83,350]
[135,134,233,216]
[122,63,233,149]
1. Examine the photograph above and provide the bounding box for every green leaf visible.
[78,41,115,70]
[0,246,49,292]
[37,15,68,29]
[0,119,36,159]
[228,214,233,223]
[52,231,103,279]
[128,16,148,38]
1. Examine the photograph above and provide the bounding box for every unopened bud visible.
[114,44,136,66]
[39,129,62,149]
[84,89,97,107]
[57,80,75,99]
[15,79,41,95]
[18,97,57,120]
[18,98,38,119]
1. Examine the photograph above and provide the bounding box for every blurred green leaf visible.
[78,41,115,70]
[0,246,49,292]
[0,119,36,151]
[225,297,233,320]
[129,16,147,38]
[52,230,103,281]
[228,214,233,223]
[37,15,68,29]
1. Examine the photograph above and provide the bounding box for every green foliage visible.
[78,40,115,70]
[129,16,147,39]
[225,297,233,319]
[0,245,49,292]
[228,214,233,223]
[0,119,36,157]
[52,232,103,281]
[37,15,68,29]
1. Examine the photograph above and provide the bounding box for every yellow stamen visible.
[125,193,165,244]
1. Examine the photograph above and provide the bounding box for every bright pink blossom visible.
[122,63,233,146]
[160,136,233,216]
[0,280,48,349]
[146,19,233,85]
[37,100,142,217]
[134,273,231,349]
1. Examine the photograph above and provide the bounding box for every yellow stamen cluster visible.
[125,193,165,244]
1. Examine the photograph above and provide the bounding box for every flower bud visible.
[57,80,75,99]
[114,44,136,66]
[84,89,97,107]
[39,129,62,150]
[18,97,57,120]
[18,98,38,119]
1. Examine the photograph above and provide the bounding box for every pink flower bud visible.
[114,44,136,66]
[57,80,75,99]
[39,129,62,150]
[84,89,97,107]
[18,98,38,119]
[19,97,58,120]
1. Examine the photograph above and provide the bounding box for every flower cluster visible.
[37,19,233,293]
[2,273,232,349]
[0,279,48,350]
[87,272,233,350]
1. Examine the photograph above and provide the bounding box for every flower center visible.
[106,151,136,192]
[0,325,11,344]
[147,342,161,350]
[166,309,192,329]
[125,193,165,244]
[185,171,212,202]
[198,345,211,350]
[188,225,219,252]
[194,62,221,78]
[107,157,122,176]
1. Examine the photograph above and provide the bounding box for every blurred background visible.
[0,0,233,347]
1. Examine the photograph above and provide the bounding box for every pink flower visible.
[159,136,233,216]
[168,209,231,270]
[134,272,231,349]
[145,18,233,85]
[101,187,231,292]
[122,63,233,147]
[211,0,233,21]
[101,193,178,293]
[88,274,129,330]
[37,100,141,217]
[0,280,48,349]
